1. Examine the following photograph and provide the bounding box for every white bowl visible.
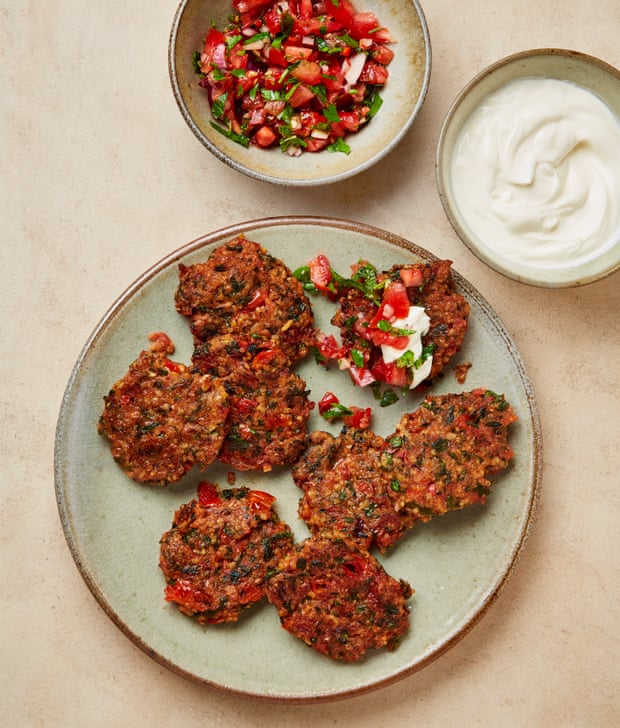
[169,0,431,186]
[436,49,620,287]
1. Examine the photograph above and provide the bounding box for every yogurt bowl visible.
[436,49,620,287]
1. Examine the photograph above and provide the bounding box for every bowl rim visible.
[168,0,432,186]
[435,47,620,288]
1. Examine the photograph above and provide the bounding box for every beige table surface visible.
[3,1,619,725]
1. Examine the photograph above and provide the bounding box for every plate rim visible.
[54,215,542,703]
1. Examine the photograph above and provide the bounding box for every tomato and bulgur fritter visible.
[293,428,409,553]
[218,349,314,472]
[159,482,294,624]
[265,536,413,662]
[175,236,314,373]
[387,388,517,523]
[293,389,517,551]
[98,334,229,485]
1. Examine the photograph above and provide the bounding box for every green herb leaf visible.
[321,402,353,421]
[366,89,383,118]
[225,34,242,50]
[327,137,351,155]
[209,121,250,148]
[211,92,228,120]
[351,349,365,368]
[324,103,340,123]
[379,389,399,407]
[243,32,270,45]
[377,319,414,336]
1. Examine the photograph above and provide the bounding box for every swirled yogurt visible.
[450,77,620,269]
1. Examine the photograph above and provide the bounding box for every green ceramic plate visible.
[55,217,541,702]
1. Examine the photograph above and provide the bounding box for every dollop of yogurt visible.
[381,305,432,389]
[450,77,620,268]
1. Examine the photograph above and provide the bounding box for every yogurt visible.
[380,305,432,389]
[450,77,620,269]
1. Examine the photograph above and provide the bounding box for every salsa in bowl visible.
[169,0,431,185]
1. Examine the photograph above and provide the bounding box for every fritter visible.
[332,259,470,386]
[217,349,313,471]
[98,335,229,485]
[294,428,409,553]
[387,388,518,522]
[293,389,517,551]
[265,536,413,662]
[175,236,314,372]
[159,482,294,624]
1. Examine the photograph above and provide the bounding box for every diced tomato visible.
[382,281,410,318]
[315,333,345,361]
[325,0,355,27]
[348,365,376,387]
[265,46,287,68]
[201,27,226,72]
[201,0,395,157]
[288,83,316,108]
[318,391,340,415]
[247,489,276,512]
[263,8,282,34]
[370,328,409,349]
[305,137,330,152]
[254,125,278,147]
[308,254,333,293]
[284,45,315,63]
[342,406,372,429]
[198,481,221,507]
[371,359,409,387]
[399,266,424,288]
[321,60,345,93]
[243,288,267,310]
[338,110,361,131]
[291,59,322,85]
[298,0,313,19]
[349,11,381,40]
[370,43,395,66]
[359,60,389,85]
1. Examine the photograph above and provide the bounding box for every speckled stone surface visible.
[2,0,619,725]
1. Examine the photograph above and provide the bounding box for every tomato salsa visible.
[194,0,395,154]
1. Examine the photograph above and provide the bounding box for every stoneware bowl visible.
[436,49,620,287]
[169,0,431,186]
